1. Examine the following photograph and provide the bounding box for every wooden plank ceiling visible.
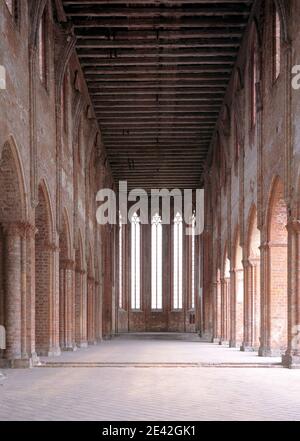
[63,0,253,191]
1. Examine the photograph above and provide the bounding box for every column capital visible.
[60,258,75,270]
[24,222,38,238]
[2,221,25,237]
[259,242,269,251]
[75,267,86,275]
[286,218,300,234]
[242,258,251,268]
[44,242,60,252]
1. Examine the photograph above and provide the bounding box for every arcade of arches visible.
[1,0,300,373]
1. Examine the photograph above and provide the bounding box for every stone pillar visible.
[283,220,300,368]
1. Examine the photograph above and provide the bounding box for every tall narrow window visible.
[4,0,13,14]
[251,49,257,128]
[131,212,140,310]
[191,213,196,310]
[234,118,241,173]
[5,0,18,21]
[151,213,162,310]
[38,10,47,85]
[119,212,123,309]
[274,8,281,81]
[61,73,68,132]
[173,212,183,310]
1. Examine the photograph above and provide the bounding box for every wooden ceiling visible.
[63,0,253,191]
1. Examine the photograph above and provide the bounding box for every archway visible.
[0,140,27,363]
[35,183,53,355]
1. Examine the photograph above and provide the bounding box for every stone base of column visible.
[48,347,61,357]
[77,341,88,348]
[88,340,97,346]
[219,339,229,346]
[282,353,300,369]
[240,344,256,352]
[62,344,77,352]
[229,340,236,348]
[258,346,283,357]
[199,332,212,342]
[212,337,220,343]
[0,357,34,368]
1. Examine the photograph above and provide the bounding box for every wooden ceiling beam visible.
[72,16,248,28]
[76,37,241,48]
[85,73,231,81]
[79,57,235,66]
[64,1,250,5]
[62,0,253,190]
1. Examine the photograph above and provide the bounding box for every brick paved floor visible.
[1,337,300,421]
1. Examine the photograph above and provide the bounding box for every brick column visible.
[220,277,229,345]
[1,223,23,367]
[229,269,236,347]
[24,224,38,363]
[251,257,260,350]
[87,276,96,344]
[75,267,88,347]
[259,242,269,356]
[60,259,76,351]
[95,279,101,342]
[259,241,288,357]
[46,242,61,356]
[283,220,300,368]
[212,279,220,343]
[241,259,254,352]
